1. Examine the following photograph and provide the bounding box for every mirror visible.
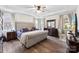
[47,19,56,28]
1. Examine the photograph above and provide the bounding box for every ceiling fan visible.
[34,5,46,13]
[24,5,46,13]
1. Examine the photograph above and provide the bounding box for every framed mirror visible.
[47,19,56,28]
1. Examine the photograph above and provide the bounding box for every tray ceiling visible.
[0,5,78,17]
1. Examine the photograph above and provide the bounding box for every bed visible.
[17,30,48,48]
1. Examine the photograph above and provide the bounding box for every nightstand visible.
[6,31,16,41]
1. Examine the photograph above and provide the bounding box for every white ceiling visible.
[0,5,78,17]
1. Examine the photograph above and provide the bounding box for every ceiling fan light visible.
[34,5,46,13]
[36,10,41,13]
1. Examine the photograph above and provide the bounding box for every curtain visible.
[2,12,15,32]
[35,18,44,30]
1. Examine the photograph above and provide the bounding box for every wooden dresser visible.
[6,31,16,41]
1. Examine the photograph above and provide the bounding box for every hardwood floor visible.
[3,36,68,53]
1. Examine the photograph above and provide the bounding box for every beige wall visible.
[15,14,34,23]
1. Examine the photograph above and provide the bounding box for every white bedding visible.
[19,30,48,48]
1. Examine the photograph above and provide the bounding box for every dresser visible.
[44,28,59,38]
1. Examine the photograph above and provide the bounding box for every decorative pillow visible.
[20,29,23,32]
[31,27,38,31]
[22,28,29,32]
[16,30,22,37]
[16,28,29,37]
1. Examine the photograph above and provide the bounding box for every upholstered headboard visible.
[15,22,34,30]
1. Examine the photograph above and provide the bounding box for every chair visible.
[66,31,79,53]
[66,39,78,53]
